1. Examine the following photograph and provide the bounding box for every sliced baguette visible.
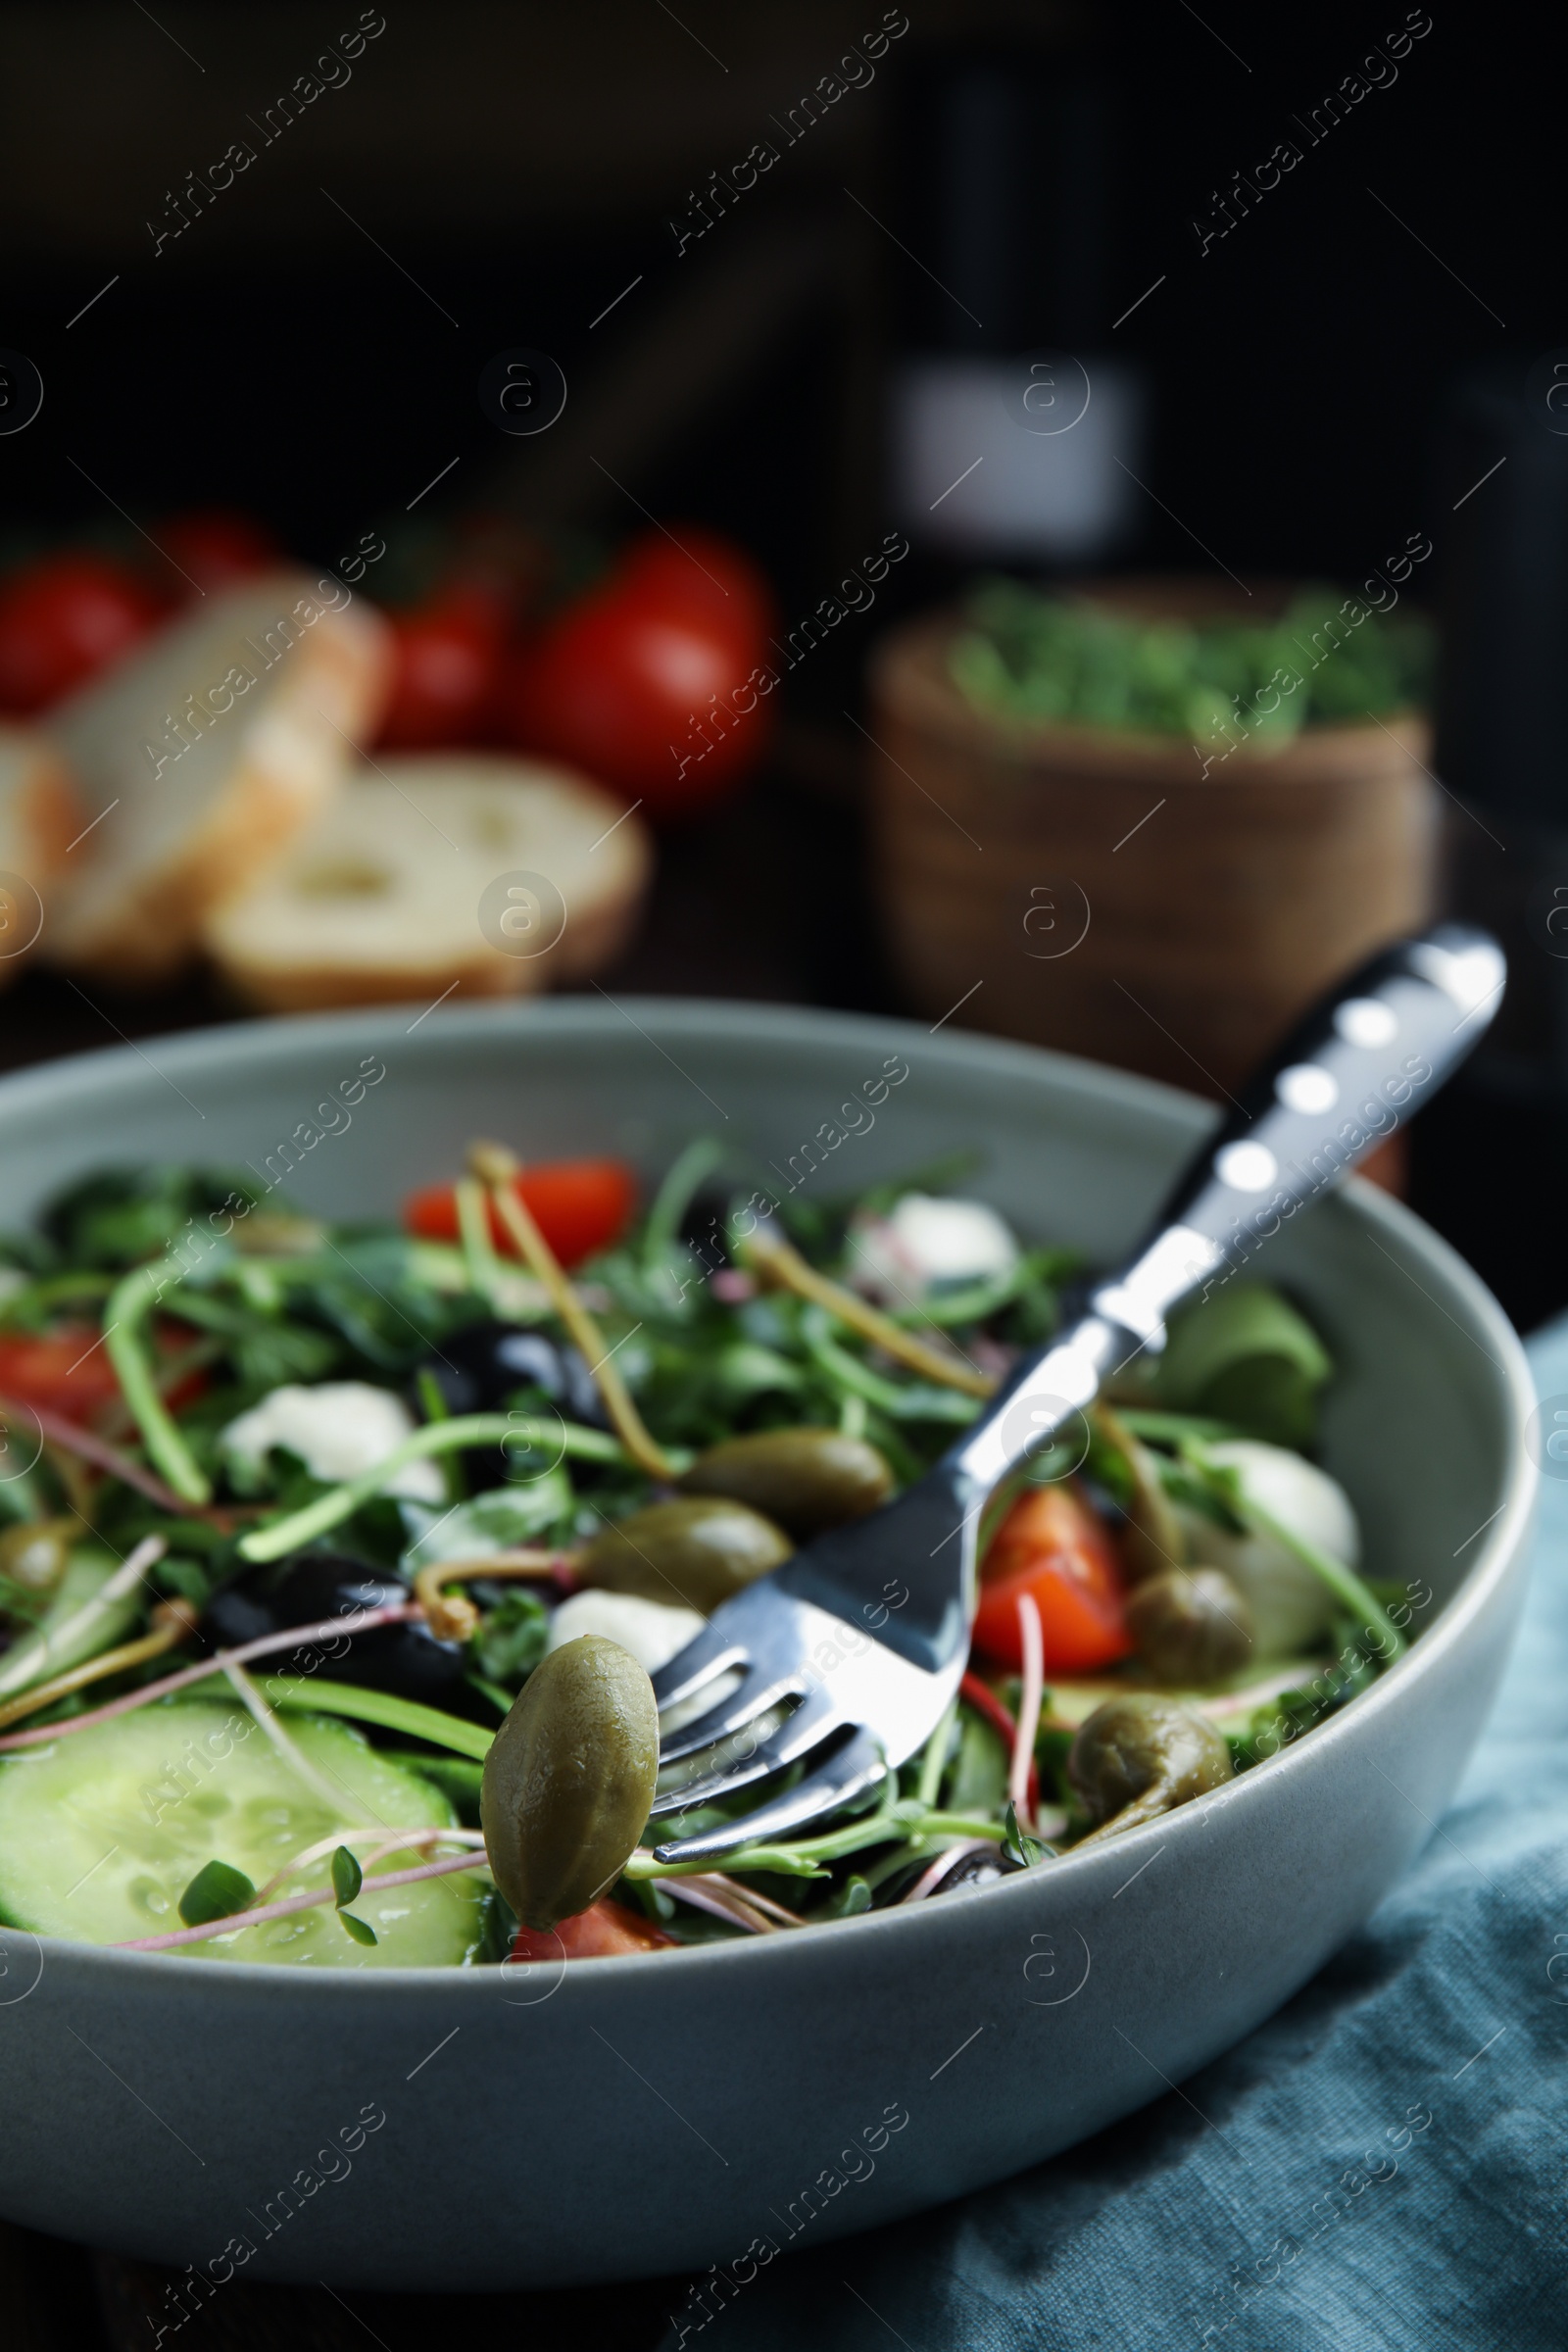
[0,721,84,986]
[42,572,392,983]
[202,753,652,1014]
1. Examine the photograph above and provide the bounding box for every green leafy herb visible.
[178,1858,257,1927]
[949,1711,1009,1817]
[817,1874,872,1919]
[329,1838,376,1943]
[471,1590,549,1686]
[707,1340,803,1407]
[950,579,1431,738]
[402,1479,575,1570]
[475,1886,520,1965]
[798,1307,982,1425]
[165,1289,337,1390]
[1160,1458,1249,1533]
[151,1554,213,1609]
[1002,1800,1051,1869]
[40,1166,260,1272]
[330,1844,364,1907]
[0,1574,54,1628]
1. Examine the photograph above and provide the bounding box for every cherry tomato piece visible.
[510,1898,674,1961]
[503,528,775,817]
[0,1321,209,1426]
[0,555,164,712]
[971,1481,1134,1675]
[403,1157,638,1269]
[616,525,776,650]
[376,585,510,749]
[0,1326,122,1424]
[159,510,281,597]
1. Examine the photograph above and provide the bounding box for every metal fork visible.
[646,924,1506,1864]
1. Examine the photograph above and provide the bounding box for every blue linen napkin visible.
[670,1321,1568,2351]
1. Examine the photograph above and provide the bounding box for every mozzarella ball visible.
[544,1589,705,1676]
[850,1194,1018,1300]
[1180,1440,1360,1659]
[220,1382,445,1501]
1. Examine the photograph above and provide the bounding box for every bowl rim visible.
[0,995,1537,1994]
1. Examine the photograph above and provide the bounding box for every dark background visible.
[0,4,1560,2343]
[2,4,1546,597]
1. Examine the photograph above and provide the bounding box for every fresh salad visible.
[0,1143,1416,1968]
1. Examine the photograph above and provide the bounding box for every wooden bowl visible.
[866,596,1439,1098]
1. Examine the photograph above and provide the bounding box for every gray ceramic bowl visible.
[0,1000,1536,2292]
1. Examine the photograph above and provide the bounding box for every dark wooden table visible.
[3,2220,691,2352]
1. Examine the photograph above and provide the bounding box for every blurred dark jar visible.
[866,584,1438,1098]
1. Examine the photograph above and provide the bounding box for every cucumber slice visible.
[0,1547,141,1699]
[0,1698,487,1967]
[381,1750,486,1822]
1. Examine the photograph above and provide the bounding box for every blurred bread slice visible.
[0,722,83,986]
[202,753,652,1013]
[42,572,392,983]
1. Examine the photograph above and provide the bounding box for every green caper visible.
[1068,1692,1233,1843]
[480,1635,660,1932]
[0,1518,76,1595]
[1125,1568,1253,1687]
[680,1428,893,1537]
[579,1496,791,1615]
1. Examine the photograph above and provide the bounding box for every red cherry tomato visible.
[510,1899,675,1962]
[504,529,775,818]
[159,510,281,597]
[616,525,776,649]
[0,1326,122,1425]
[403,1157,638,1270]
[971,1482,1134,1675]
[0,555,164,713]
[376,585,510,749]
[0,1321,208,1426]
